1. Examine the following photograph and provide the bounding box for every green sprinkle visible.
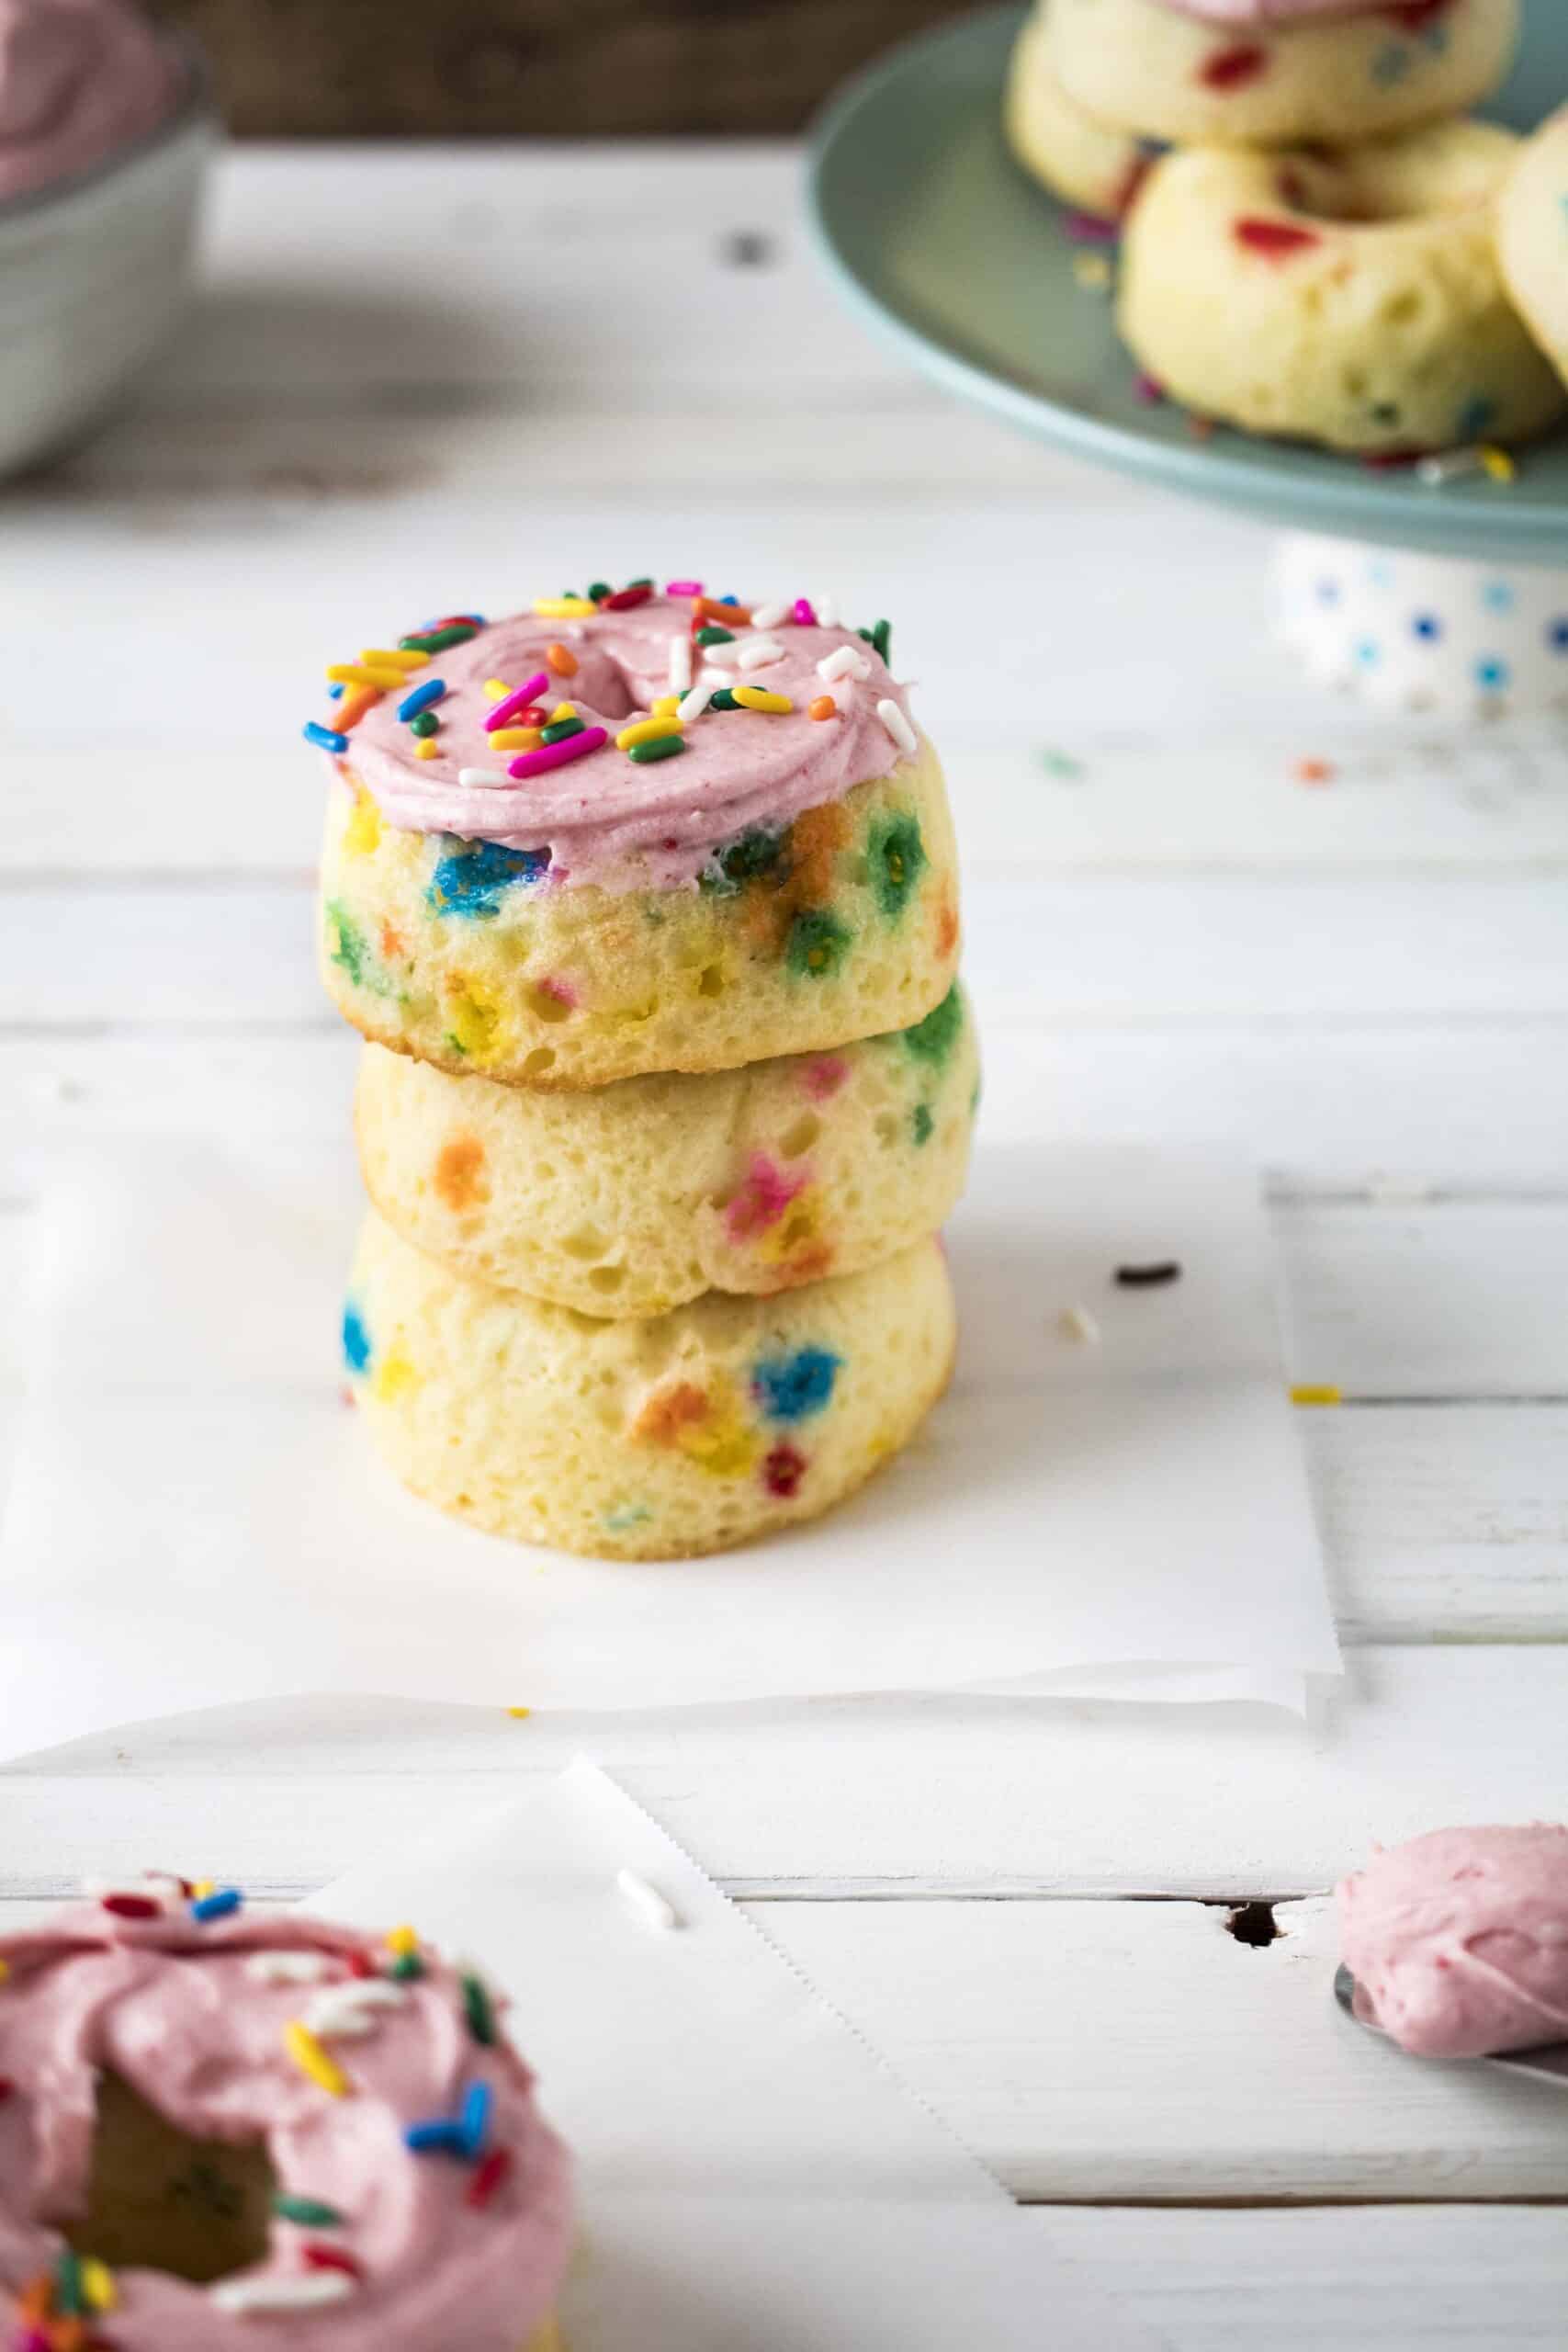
[868,810,926,921]
[628,734,685,763]
[399,624,478,654]
[409,709,439,739]
[541,718,586,745]
[389,1951,426,1982]
[911,1102,934,1148]
[902,981,964,1068]
[626,576,654,588]
[709,687,740,710]
[273,2195,345,2228]
[857,627,874,645]
[54,2251,84,2318]
[1039,748,1085,779]
[325,900,370,989]
[785,907,851,981]
[701,826,787,896]
[462,1972,497,2046]
[871,619,891,664]
[695,627,735,647]
[587,581,611,602]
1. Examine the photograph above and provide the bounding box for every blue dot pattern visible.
[1474,656,1510,691]
[427,839,549,919]
[1411,614,1442,642]
[1549,618,1568,653]
[751,1346,841,1424]
[343,1302,370,1374]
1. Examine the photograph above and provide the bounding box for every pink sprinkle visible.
[509,726,607,779]
[18,2331,51,2352]
[792,598,817,627]
[665,579,703,596]
[1064,210,1120,245]
[801,1055,848,1101]
[1134,373,1165,404]
[725,1154,806,1240]
[535,974,576,1011]
[484,672,549,732]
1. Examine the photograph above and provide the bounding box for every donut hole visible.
[64,2071,276,2286]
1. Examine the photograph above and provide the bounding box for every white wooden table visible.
[5,144,1568,2344]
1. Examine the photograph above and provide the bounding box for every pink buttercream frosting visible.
[1153,0,1404,19]
[333,593,916,892]
[0,0,179,203]
[1338,1825,1568,2059]
[0,1884,573,2349]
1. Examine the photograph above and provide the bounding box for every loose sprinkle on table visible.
[1292,757,1335,785]
[615,1868,681,1933]
[1057,1305,1101,1346]
[1114,1261,1182,1288]
[1290,1384,1342,1408]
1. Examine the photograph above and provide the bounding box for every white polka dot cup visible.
[1271,531,1568,717]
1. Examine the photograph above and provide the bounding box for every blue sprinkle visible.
[343,1302,371,1374]
[404,2120,466,2155]
[1411,613,1442,642]
[719,594,739,605]
[457,2079,493,2160]
[751,1346,841,1425]
[399,677,446,722]
[191,1886,243,1924]
[304,721,349,752]
[1547,617,1568,653]
[327,683,344,700]
[1458,394,1497,441]
[427,839,548,920]
[1474,655,1510,691]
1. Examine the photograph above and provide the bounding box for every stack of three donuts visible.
[314,582,975,1560]
[1008,0,1568,454]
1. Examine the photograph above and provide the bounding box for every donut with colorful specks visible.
[1495,108,1568,390]
[1119,125,1566,452]
[0,1885,571,2352]
[344,1210,956,1560]
[354,981,977,1320]
[1042,0,1518,149]
[311,587,960,1091]
[1004,12,1163,218]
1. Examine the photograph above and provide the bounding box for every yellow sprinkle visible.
[371,1347,420,1401]
[284,2019,351,2098]
[489,728,542,752]
[651,695,681,718]
[1478,445,1516,482]
[415,740,441,761]
[362,648,430,673]
[79,2258,117,2314]
[344,786,382,857]
[533,597,597,619]
[328,662,408,692]
[1073,253,1112,289]
[731,686,793,715]
[386,1924,420,1955]
[190,1879,216,1899]
[615,717,682,751]
[1290,1385,1342,1408]
[0,1958,9,1986]
[483,678,511,701]
[506,1706,532,1719]
[549,701,577,721]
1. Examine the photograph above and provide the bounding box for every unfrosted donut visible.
[345,1210,956,1560]
[312,585,960,1090]
[1043,0,1519,148]
[1004,13,1161,218]
[1495,107,1568,388]
[354,981,976,1319]
[1119,126,1566,451]
[0,1884,571,2351]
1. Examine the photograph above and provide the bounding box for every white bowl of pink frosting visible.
[0,0,217,477]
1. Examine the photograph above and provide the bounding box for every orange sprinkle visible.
[808,695,838,721]
[1292,757,1335,786]
[544,642,578,677]
[335,686,382,731]
[695,596,753,627]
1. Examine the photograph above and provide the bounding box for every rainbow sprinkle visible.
[398,678,446,722]
[283,2018,352,2098]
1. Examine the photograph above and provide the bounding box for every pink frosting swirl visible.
[1338,1825,1568,2059]
[333,594,916,892]
[0,0,180,203]
[0,1885,573,2349]
[1155,0,1402,17]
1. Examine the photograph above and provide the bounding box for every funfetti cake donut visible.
[1005,12,1163,218]
[0,1881,572,2352]
[354,980,977,1320]
[1042,0,1519,149]
[1338,1825,1568,2059]
[1496,109,1568,390]
[345,1209,956,1560]
[313,582,961,1091]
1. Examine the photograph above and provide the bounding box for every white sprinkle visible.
[616,1868,680,1934]
[1057,1305,1101,1347]
[876,698,918,759]
[304,1981,408,2039]
[749,599,789,630]
[457,767,513,788]
[677,683,716,724]
[1417,447,1486,487]
[668,634,693,693]
[818,644,868,684]
[245,1951,333,1985]
[737,637,785,672]
[210,2274,355,2314]
[701,638,744,669]
[815,594,839,627]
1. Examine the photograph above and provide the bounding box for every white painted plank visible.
[1,1647,1565,1902]
[757,1894,1568,2201]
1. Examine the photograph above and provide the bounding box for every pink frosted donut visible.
[0,1879,572,2350]
[1153,0,1378,19]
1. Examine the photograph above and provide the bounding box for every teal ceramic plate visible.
[807,3,1568,561]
